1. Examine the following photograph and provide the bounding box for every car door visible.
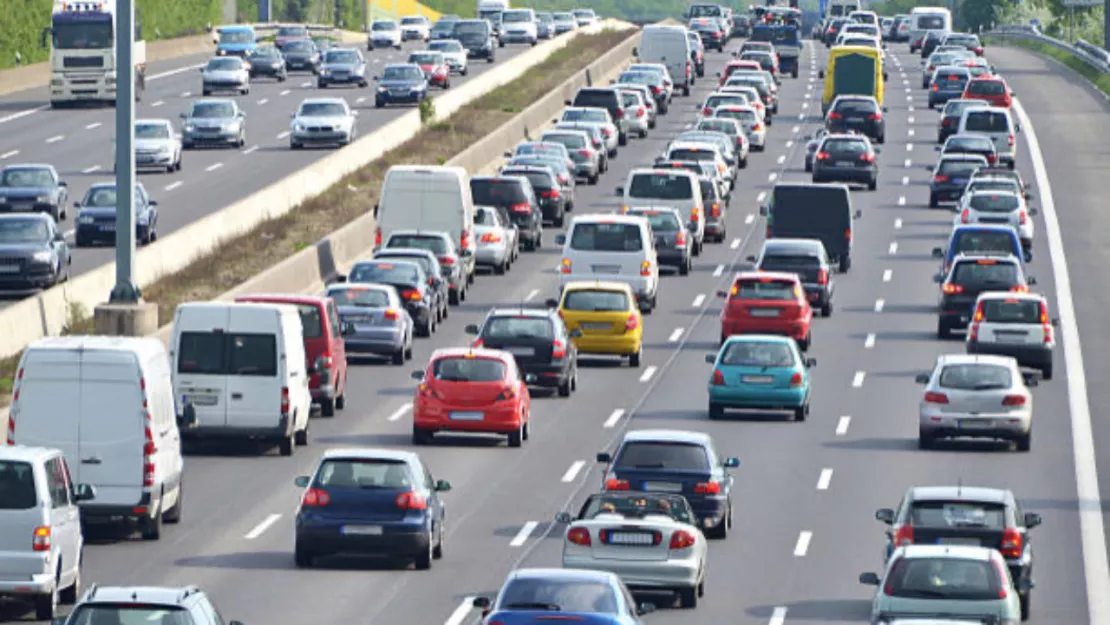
[46,456,80,583]
[421,463,446,537]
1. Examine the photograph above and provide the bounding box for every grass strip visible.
[985,35,1110,96]
[0,28,631,407]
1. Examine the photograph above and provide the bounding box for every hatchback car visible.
[551,281,643,367]
[200,56,250,95]
[937,99,989,144]
[501,165,566,227]
[290,98,357,148]
[368,20,403,50]
[718,271,814,349]
[967,292,1056,379]
[474,569,655,625]
[407,51,451,88]
[180,98,246,149]
[713,106,766,150]
[706,334,815,421]
[928,154,990,207]
[282,39,322,72]
[0,164,68,221]
[293,448,450,569]
[748,238,834,316]
[381,230,470,304]
[318,48,368,88]
[341,259,437,336]
[427,39,468,75]
[74,182,158,246]
[928,66,971,108]
[133,119,183,173]
[956,190,1035,254]
[246,45,287,81]
[811,134,879,190]
[62,586,239,625]
[325,283,413,365]
[411,347,534,446]
[539,130,601,183]
[626,207,692,275]
[559,107,620,156]
[825,95,885,143]
[473,205,517,274]
[940,133,998,165]
[372,248,450,321]
[467,307,579,396]
[963,76,1013,109]
[373,64,429,107]
[936,253,1034,338]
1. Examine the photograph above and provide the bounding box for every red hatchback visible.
[719,60,762,86]
[409,51,450,88]
[236,294,349,416]
[411,348,533,447]
[717,271,814,349]
[963,77,1012,108]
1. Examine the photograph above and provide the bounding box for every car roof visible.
[897,544,998,561]
[352,258,422,268]
[762,238,825,254]
[626,205,683,217]
[563,280,636,294]
[387,230,450,240]
[733,270,801,282]
[966,188,1020,199]
[237,293,328,306]
[950,223,1018,234]
[507,568,617,583]
[976,290,1045,303]
[622,429,713,447]
[376,247,438,258]
[910,485,1010,503]
[722,334,797,347]
[429,347,513,362]
[487,307,555,319]
[321,447,420,463]
[383,63,422,70]
[299,97,347,106]
[951,252,1020,264]
[935,353,1018,368]
[0,445,60,463]
[327,282,393,293]
[940,154,990,163]
[80,586,201,606]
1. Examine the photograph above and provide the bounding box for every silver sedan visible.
[557,491,708,608]
[473,205,518,274]
[290,98,357,148]
[325,283,413,364]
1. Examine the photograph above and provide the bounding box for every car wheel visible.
[678,587,698,609]
[414,534,434,570]
[319,397,336,417]
[679,257,690,275]
[794,403,808,422]
[449,289,460,305]
[708,402,724,419]
[34,582,58,621]
[294,542,314,568]
[507,423,523,448]
[936,319,951,340]
[433,521,445,559]
[918,431,934,450]
[1020,591,1031,620]
[629,349,642,368]
[558,376,572,397]
[1015,430,1032,452]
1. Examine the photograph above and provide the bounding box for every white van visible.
[617,168,705,254]
[170,302,312,457]
[8,336,184,540]
[909,7,952,50]
[555,213,660,312]
[958,106,1019,168]
[848,10,878,26]
[637,25,694,96]
[376,165,477,283]
[828,0,861,18]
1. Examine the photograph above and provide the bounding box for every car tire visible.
[805,162,812,173]
[34,584,57,621]
[414,535,433,570]
[1041,361,1053,380]
[412,427,432,445]
[507,424,523,448]
[918,431,934,450]
[279,429,295,456]
[821,300,832,317]
[433,522,445,559]
[1016,430,1032,452]
[558,376,572,397]
[936,319,952,340]
[294,418,309,445]
[797,332,810,351]
[139,505,163,540]
[60,559,80,604]
[320,397,336,417]
[708,402,724,419]
[679,258,690,276]
[449,289,460,305]
[794,403,808,422]
[462,67,469,76]
[618,132,628,147]
[928,193,939,208]
[678,587,698,609]
[293,543,314,568]
[629,349,642,367]
[868,178,878,191]
[1020,592,1031,620]
[336,391,346,410]
[639,129,647,138]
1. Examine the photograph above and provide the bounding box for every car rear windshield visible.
[939,363,1012,390]
[734,278,796,300]
[937,70,969,82]
[484,316,554,339]
[969,194,1019,212]
[563,289,629,312]
[327,286,391,308]
[717,108,757,123]
[911,499,1007,529]
[668,148,714,162]
[964,112,1010,132]
[938,160,984,177]
[291,303,323,339]
[573,90,617,110]
[377,253,435,277]
[967,180,1019,195]
[760,253,821,273]
[620,92,640,107]
[948,137,992,152]
[706,94,745,110]
[315,458,412,488]
[699,179,718,201]
[563,109,607,123]
[628,173,692,200]
[569,222,643,251]
[951,260,1019,285]
[944,100,986,118]
[697,120,736,135]
[981,298,1042,323]
[472,180,529,204]
[720,341,795,367]
[615,442,710,471]
[503,170,554,189]
[822,139,869,155]
[453,21,487,35]
[543,133,587,150]
[631,210,681,232]
[177,332,277,376]
[952,230,1017,256]
[349,262,421,284]
[68,605,192,625]
[0,461,35,510]
[833,99,877,114]
[884,556,1002,600]
[968,80,1005,95]
[432,357,506,382]
[499,579,617,614]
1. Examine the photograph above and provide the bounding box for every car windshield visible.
[498,578,617,613]
[939,363,1012,390]
[563,109,607,123]
[614,441,710,471]
[884,556,1002,601]
[327,286,391,308]
[325,51,359,64]
[628,173,692,200]
[454,22,488,35]
[206,58,241,70]
[285,40,314,52]
[68,605,192,625]
[0,461,35,510]
[432,357,506,382]
[631,210,681,232]
[964,112,1010,132]
[911,499,1007,529]
[981,298,1042,323]
[569,222,643,252]
[250,47,280,58]
[0,168,53,187]
[383,66,424,80]
[373,21,398,31]
[949,136,993,151]
[278,26,306,37]
[299,102,346,116]
[969,80,1005,95]
[952,260,1019,286]
[190,102,235,118]
[135,123,172,139]
[410,52,441,64]
[563,289,629,312]
[83,186,143,207]
[484,316,554,339]
[716,108,757,123]
[219,30,252,44]
[581,493,692,524]
[720,341,795,367]
[543,133,586,149]
[734,278,796,300]
[315,458,412,489]
[939,160,984,177]
[969,194,1019,212]
[430,41,462,52]
[502,10,531,22]
[0,219,49,243]
[349,262,420,284]
[401,17,425,25]
[386,235,449,255]
[951,230,1016,256]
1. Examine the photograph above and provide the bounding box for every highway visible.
[0,39,530,300]
[6,37,1099,625]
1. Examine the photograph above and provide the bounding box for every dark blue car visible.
[373,63,429,108]
[293,448,451,569]
[473,568,655,625]
[928,153,989,207]
[932,224,1025,276]
[73,182,158,247]
[597,429,738,538]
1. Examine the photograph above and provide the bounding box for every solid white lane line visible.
[668,328,683,342]
[46,135,64,143]
[713,264,725,277]
[816,469,833,491]
[510,521,538,547]
[604,409,624,428]
[836,416,850,436]
[388,403,413,422]
[82,165,100,174]
[444,598,476,625]
[244,513,282,539]
[86,122,101,130]
[0,150,19,159]
[894,218,903,229]
[897,195,906,206]
[769,607,788,625]
[794,531,812,556]
[524,288,539,301]
[864,333,876,349]
[561,460,586,483]
[875,299,885,312]
[889,242,898,255]
[744,214,754,225]
[242,145,259,154]
[164,181,183,191]
[730,238,741,249]
[639,366,657,383]
[1014,98,1110,622]
[692,294,705,307]
[152,100,165,107]
[205,162,223,172]
[883,269,892,282]
[852,371,866,387]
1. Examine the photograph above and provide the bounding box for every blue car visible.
[325,283,414,365]
[932,224,1025,276]
[373,63,429,108]
[473,568,655,625]
[596,429,738,538]
[706,334,815,421]
[216,25,257,57]
[293,448,451,569]
[73,182,158,247]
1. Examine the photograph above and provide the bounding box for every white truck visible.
[42,0,146,107]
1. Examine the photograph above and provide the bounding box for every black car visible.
[373,248,450,321]
[627,207,692,275]
[928,153,989,207]
[452,19,496,62]
[381,230,472,303]
[811,134,879,190]
[935,253,1034,338]
[374,64,429,107]
[471,176,543,250]
[568,87,627,145]
[921,29,945,58]
[938,99,988,144]
[939,133,998,166]
[281,40,321,73]
[690,18,725,51]
[342,259,439,335]
[430,15,460,39]
[875,485,1040,619]
[0,214,70,291]
[824,18,850,46]
[246,45,287,81]
[73,182,158,247]
[500,166,566,227]
[749,238,834,316]
[826,95,885,143]
[0,164,68,221]
[466,307,579,396]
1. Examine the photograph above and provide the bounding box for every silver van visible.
[555,214,660,312]
[958,106,1019,169]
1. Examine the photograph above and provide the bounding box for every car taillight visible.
[789,372,803,387]
[1008,134,1015,147]
[375,228,382,247]
[974,46,983,55]
[480,232,501,243]
[1001,527,1023,558]
[650,85,661,95]
[143,423,155,487]
[669,530,696,550]
[541,189,560,198]
[934,174,949,183]
[438,255,455,265]
[32,526,51,552]
[615,108,623,119]
[1019,210,1027,225]
[987,154,996,164]
[752,122,763,131]
[860,153,875,163]
[302,487,330,507]
[710,202,720,217]
[931,84,939,91]
[703,107,713,115]
[968,321,979,341]
[941,118,952,127]
[961,209,970,224]
[694,481,721,494]
[894,524,914,546]
[552,340,566,358]
[828,112,842,119]
[924,391,949,404]
[640,260,651,276]
[280,387,290,415]
[1011,285,1029,293]
[625,314,639,331]
[942,283,963,295]
[560,258,571,274]
[567,527,592,545]
[577,149,592,157]
[691,206,700,221]
[1041,302,1053,343]
[383,308,400,320]
[460,229,470,250]
[601,127,612,137]
[1002,394,1027,407]
[816,151,830,161]
[396,490,428,509]
[403,289,423,301]
[496,386,516,401]
[868,113,882,120]
[817,269,828,285]
[605,478,630,490]
[636,107,645,118]
[511,202,531,213]
[711,369,724,385]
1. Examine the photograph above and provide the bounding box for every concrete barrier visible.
[0,20,636,361]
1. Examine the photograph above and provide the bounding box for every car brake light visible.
[961,209,970,224]
[615,108,623,119]
[280,387,290,415]
[302,487,330,507]
[868,113,882,120]
[143,423,155,487]
[1019,210,1027,225]
[541,189,560,199]
[1008,134,1015,147]
[605,478,630,490]
[577,149,592,157]
[403,289,423,302]
[968,321,979,341]
[694,481,721,494]
[1011,285,1029,293]
[567,527,592,546]
[924,391,949,404]
[560,258,571,274]
[894,524,913,546]
[600,127,612,137]
[636,106,645,118]
[496,386,516,401]
[383,308,400,321]
[942,283,963,294]
[480,232,501,243]
[1001,527,1022,558]
[931,84,939,91]
[438,255,455,265]
[941,118,952,127]
[934,174,949,182]
[625,314,639,331]
[753,123,763,131]
[1002,394,1026,407]
[396,490,428,509]
[860,153,875,163]
[552,340,566,358]
[669,530,696,550]
[711,369,724,385]
[375,228,382,247]
[816,151,830,161]
[511,202,531,213]
[640,260,651,276]
[817,269,828,285]
[703,107,713,115]
[710,202,720,217]
[32,526,51,551]
[789,372,803,387]
[828,112,842,119]
[1041,302,1053,344]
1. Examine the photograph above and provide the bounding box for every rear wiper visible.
[971,384,1007,391]
[632,463,665,469]
[505,602,561,611]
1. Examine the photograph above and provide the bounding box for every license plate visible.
[959,419,992,429]
[607,532,655,545]
[506,346,535,357]
[183,394,218,406]
[959,315,969,323]
[953,179,967,185]
[591,265,620,274]
[100,225,115,232]
[643,481,682,493]
[937,537,981,546]
[582,322,612,331]
[808,293,820,301]
[341,525,383,535]
[11,203,33,211]
[833,162,853,167]
[749,308,780,317]
[742,375,774,384]
[449,411,484,421]
[994,332,1028,343]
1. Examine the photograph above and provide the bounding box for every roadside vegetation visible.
[985,36,1110,97]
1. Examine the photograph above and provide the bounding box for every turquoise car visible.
[705,334,815,421]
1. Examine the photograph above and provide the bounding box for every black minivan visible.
[760,183,861,272]
[452,19,495,61]
[470,176,544,250]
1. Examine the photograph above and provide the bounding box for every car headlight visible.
[78,215,94,224]
[31,251,53,263]
[36,196,49,203]
[222,123,237,131]
[294,122,305,131]
[184,123,195,131]
[320,68,330,75]
[353,66,365,75]
[378,86,388,92]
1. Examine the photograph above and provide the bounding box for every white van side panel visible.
[172,304,231,428]
[144,350,182,491]
[639,27,691,88]
[225,306,285,430]
[76,351,145,507]
[378,167,475,249]
[280,309,311,430]
[12,352,82,482]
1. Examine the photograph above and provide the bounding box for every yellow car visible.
[550,281,643,366]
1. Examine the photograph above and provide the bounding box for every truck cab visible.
[42,0,146,107]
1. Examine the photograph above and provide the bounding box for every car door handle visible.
[81,457,102,465]
[231,393,243,400]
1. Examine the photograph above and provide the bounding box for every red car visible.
[718,60,761,86]
[409,51,451,89]
[717,271,814,349]
[236,294,350,416]
[963,76,1012,108]
[411,348,532,447]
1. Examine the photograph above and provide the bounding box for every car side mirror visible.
[818,69,824,78]
[915,373,931,384]
[179,403,199,429]
[632,47,638,56]
[931,247,944,258]
[854,209,862,219]
[464,324,480,335]
[54,231,65,242]
[1023,371,1041,387]
[614,186,624,196]
[73,201,81,208]
[569,328,583,338]
[148,200,158,206]
[636,603,656,616]
[859,572,881,586]
[410,370,425,380]
[435,479,452,492]
[73,483,96,502]
[503,151,512,158]
[745,254,758,263]
[875,508,895,524]
[198,67,204,72]
[704,354,716,364]
[1010,90,1017,96]
[554,234,566,245]
[759,205,768,216]
[801,134,812,140]
[555,511,572,524]
[723,457,740,469]
[596,452,612,463]
[472,597,491,609]
[563,99,572,106]
[805,358,817,368]
[373,76,379,80]
[933,273,944,283]
[293,475,310,488]
[58,180,67,187]
[1027,276,1037,285]
[1024,512,1042,528]
[1028,207,1038,216]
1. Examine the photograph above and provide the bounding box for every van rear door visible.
[225,307,283,430]
[770,186,852,258]
[12,350,82,480]
[78,349,145,507]
[174,306,231,428]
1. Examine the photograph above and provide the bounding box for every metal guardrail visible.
[989,24,1110,74]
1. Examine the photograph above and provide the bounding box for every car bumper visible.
[571,334,641,356]
[251,66,285,76]
[296,519,429,556]
[813,165,876,183]
[135,152,176,168]
[319,74,365,84]
[520,362,571,387]
[465,47,495,58]
[75,224,152,243]
[0,201,58,214]
[626,117,649,132]
[501,32,537,43]
[203,80,247,91]
[182,418,292,440]
[476,243,510,266]
[930,185,967,202]
[929,91,962,104]
[413,402,522,433]
[0,264,58,290]
[286,60,318,70]
[709,385,807,408]
[967,341,1052,368]
[561,554,701,589]
[656,247,688,267]
[292,129,350,144]
[183,130,239,144]
[722,319,809,341]
[919,412,1031,439]
[401,30,427,40]
[376,91,425,104]
[572,161,598,177]
[802,286,831,307]
[345,329,406,355]
[689,497,728,528]
[369,38,399,47]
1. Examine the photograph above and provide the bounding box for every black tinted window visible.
[229,334,277,376]
[833,99,877,113]
[631,211,681,232]
[432,357,506,382]
[503,171,554,189]
[628,173,692,200]
[177,332,227,375]
[349,262,421,284]
[471,180,529,204]
[293,304,323,339]
[177,332,276,376]
[761,254,820,270]
[968,80,1005,95]
[386,235,448,255]
[668,148,713,162]
[910,500,1006,529]
[569,223,643,252]
[965,112,1009,132]
[563,290,630,312]
[499,579,617,614]
[573,90,617,109]
[315,458,411,489]
[938,160,984,176]
[0,461,36,510]
[981,298,1042,323]
[952,261,1019,285]
[484,316,554,339]
[823,139,869,155]
[615,442,710,471]
[952,231,1017,255]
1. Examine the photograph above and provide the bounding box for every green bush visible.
[236,0,365,28]
[418,0,475,18]
[1,0,222,71]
